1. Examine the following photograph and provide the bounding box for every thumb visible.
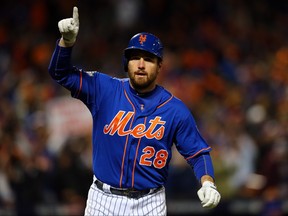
[197,189,205,202]
[72,6,79,25]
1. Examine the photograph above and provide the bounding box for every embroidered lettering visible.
[103,111,133,136]
[103,111,165,140]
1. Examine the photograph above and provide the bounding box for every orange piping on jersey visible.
[75,70,83,98]
[157,95,174,109]
[131,117,147,188]
[185,147,211,160]
[119,83,136,188]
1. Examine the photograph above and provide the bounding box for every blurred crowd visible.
[0,0,287,215]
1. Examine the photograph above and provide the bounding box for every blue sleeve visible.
[48,41,123,116]
[174,108,212,159]
[172,102,214,181]
[187,152,215,182]
[48,39,84,95]
[48,40,100,112]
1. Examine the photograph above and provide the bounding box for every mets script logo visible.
[103,111,165,140]
[139,34,147,45]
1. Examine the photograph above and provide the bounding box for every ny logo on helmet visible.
[139,35,147,44]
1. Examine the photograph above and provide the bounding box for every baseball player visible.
[48,6,221,216]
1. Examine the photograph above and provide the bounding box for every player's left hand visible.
[58,6,79,45]
[197,181,221,209]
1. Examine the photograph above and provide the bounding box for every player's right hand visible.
[58,6,79,44]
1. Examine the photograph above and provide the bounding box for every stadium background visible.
[0,0,287,215]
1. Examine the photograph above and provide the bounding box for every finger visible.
[201,188,211,204]
[214,192,221,206]
[59,20,67,33]
[202,198,214,208]
[73,6,79,25]
[58,20,63,32]
[63,19,72,32]
[67,19,74,30]
[203,191,220,208]
[197,189,204,202]
[202,197,215,208]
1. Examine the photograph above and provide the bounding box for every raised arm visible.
[48,7,80,84]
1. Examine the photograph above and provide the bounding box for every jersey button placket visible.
[126,116,143,188]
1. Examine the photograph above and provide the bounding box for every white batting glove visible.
[197,181,221,209]
[58,6,79,44]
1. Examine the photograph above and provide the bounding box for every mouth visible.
[135,71,147,77]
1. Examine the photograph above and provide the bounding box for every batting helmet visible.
[123,32,164,71]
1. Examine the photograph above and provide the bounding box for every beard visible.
[128,70,158,92]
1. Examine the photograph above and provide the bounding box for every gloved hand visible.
[197,181,221,209]
[58,6,79,44]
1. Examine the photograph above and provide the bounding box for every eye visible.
[129,56,141,60]
[144,57,154,62]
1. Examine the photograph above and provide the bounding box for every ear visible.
[158,61,162,71]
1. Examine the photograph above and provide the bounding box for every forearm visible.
[193,153,221,208]
[48,40,74,81]
[187,152,215,184]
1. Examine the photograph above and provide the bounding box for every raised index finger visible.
[73,6,79,25]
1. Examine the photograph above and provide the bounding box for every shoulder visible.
[83,70,127,83]
[172,96,193,118]
[159,86,188,108]
[158,86,192,116]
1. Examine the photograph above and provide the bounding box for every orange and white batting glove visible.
[197,181,221,208]
[58,6,79,44]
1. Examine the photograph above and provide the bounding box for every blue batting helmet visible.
[123,32,164,71]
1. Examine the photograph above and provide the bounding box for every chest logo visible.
[103,111,165,140]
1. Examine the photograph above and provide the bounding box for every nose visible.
[138,58,145,69]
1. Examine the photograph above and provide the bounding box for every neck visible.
[129,82,156,94]
[129,82,157,95]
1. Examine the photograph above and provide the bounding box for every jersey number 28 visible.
[139,146,168,169]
